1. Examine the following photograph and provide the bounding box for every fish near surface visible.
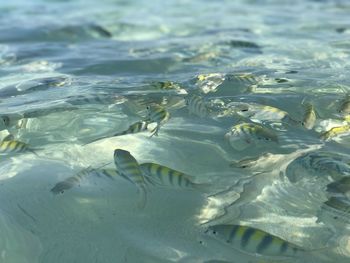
[0,140,37,155]
[51,167,99,194]
[113,149,147,208]
[205,224,305,259]
[145,104,170,136]
[302,103,317,130]
[320,125,350,141]
[139,162,210,191]
[186,94,210,118]
[225,123,278,150]
[338,96,350,116]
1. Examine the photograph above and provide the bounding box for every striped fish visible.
[327,176,350,195]
[320,125,350,141]
[84,121,148,145]
[286,151,350,183]
[186,94,209,118]
[226,73,259,85]
[225,102,293,124]
[319,196,350,224]
[302,103,317,130]
[114,149,147,208]
[139,162,208,190]
[0,140,36,155]
[205,224,304,258]
[338,96,350,115]
[196,73,225,94]
[225,123,278,144]
[150,81,181,91]
[145,104,170,136]
[114,121,148,136]
[51,167,98,194]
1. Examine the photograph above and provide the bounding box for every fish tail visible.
[193,182,212,193]
[137,185,148,209]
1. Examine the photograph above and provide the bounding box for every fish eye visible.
[333,216,338,219]
[241,109,248,112]
[213,230,217,235]
[265,138,270,141]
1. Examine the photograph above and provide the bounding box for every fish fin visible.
[136,185,148,210]
[2,134,14,141]
[149,125,159,137]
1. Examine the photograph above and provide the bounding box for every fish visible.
[145,104,170,136]
[326,176,350,195]
[51,167,98,194]
[338,96,350,115]
[2,134,14,141]
[196,73,225,94]
[139,162,209,191]
[320,125,350,141]
[114,121,149,136]
[224,102,294,124]
[205,224,304,258]
[84,121,149,145]
[149,81,181,91]
[230,153,271,169]
[225,73,260,85]
[0,140,37,155]
[186,94,210,118]
[302,103,317,130]
[225,123,278,145]
[319,196,350,224]
[113,149,147,208]
[285,151,350,183]
[227,40,260,49]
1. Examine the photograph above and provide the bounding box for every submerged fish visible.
[149,81,182,91]
[318,196,350,224]
[227,40,260,49]
[225,73,260,85]
[0,140,36,155]
[230,153,271,169]
[302,103,317,130]
[139,162,208,190]
[186,94,210,118]
[51,167,98,194]
[114,149,147,208]
[225,123,278,145]
[338,96,350,115]
[205,224,304,258]
[145,104,170,136]
[223,102,294,124]
[285,151,350,183]
[326,176,350,195]
[196,73,225,94]
[320,125,350,141]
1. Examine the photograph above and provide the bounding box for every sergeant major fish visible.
[51,167,98,194]
[302,103,317,130]
[320,125,350,141]
[145,104,170,136]
[84,121,148,145]
[205,224,305,258]
[114,149,147,208]
[139,162,209,191]
[0,140,37,155]
[225,123,278,150]
[186,94,210,118]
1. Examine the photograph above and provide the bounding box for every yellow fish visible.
[139,162,209,191]
[302,103,317,130]
[114,149,147,208]
[226,123,278,144]
[205,224,304,257]
[145,104,170,136]
[0,140,37,155]
[320,125,350,140]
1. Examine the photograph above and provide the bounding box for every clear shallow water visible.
[1,0,350,262]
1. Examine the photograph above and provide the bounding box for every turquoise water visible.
[1,0,350,262]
